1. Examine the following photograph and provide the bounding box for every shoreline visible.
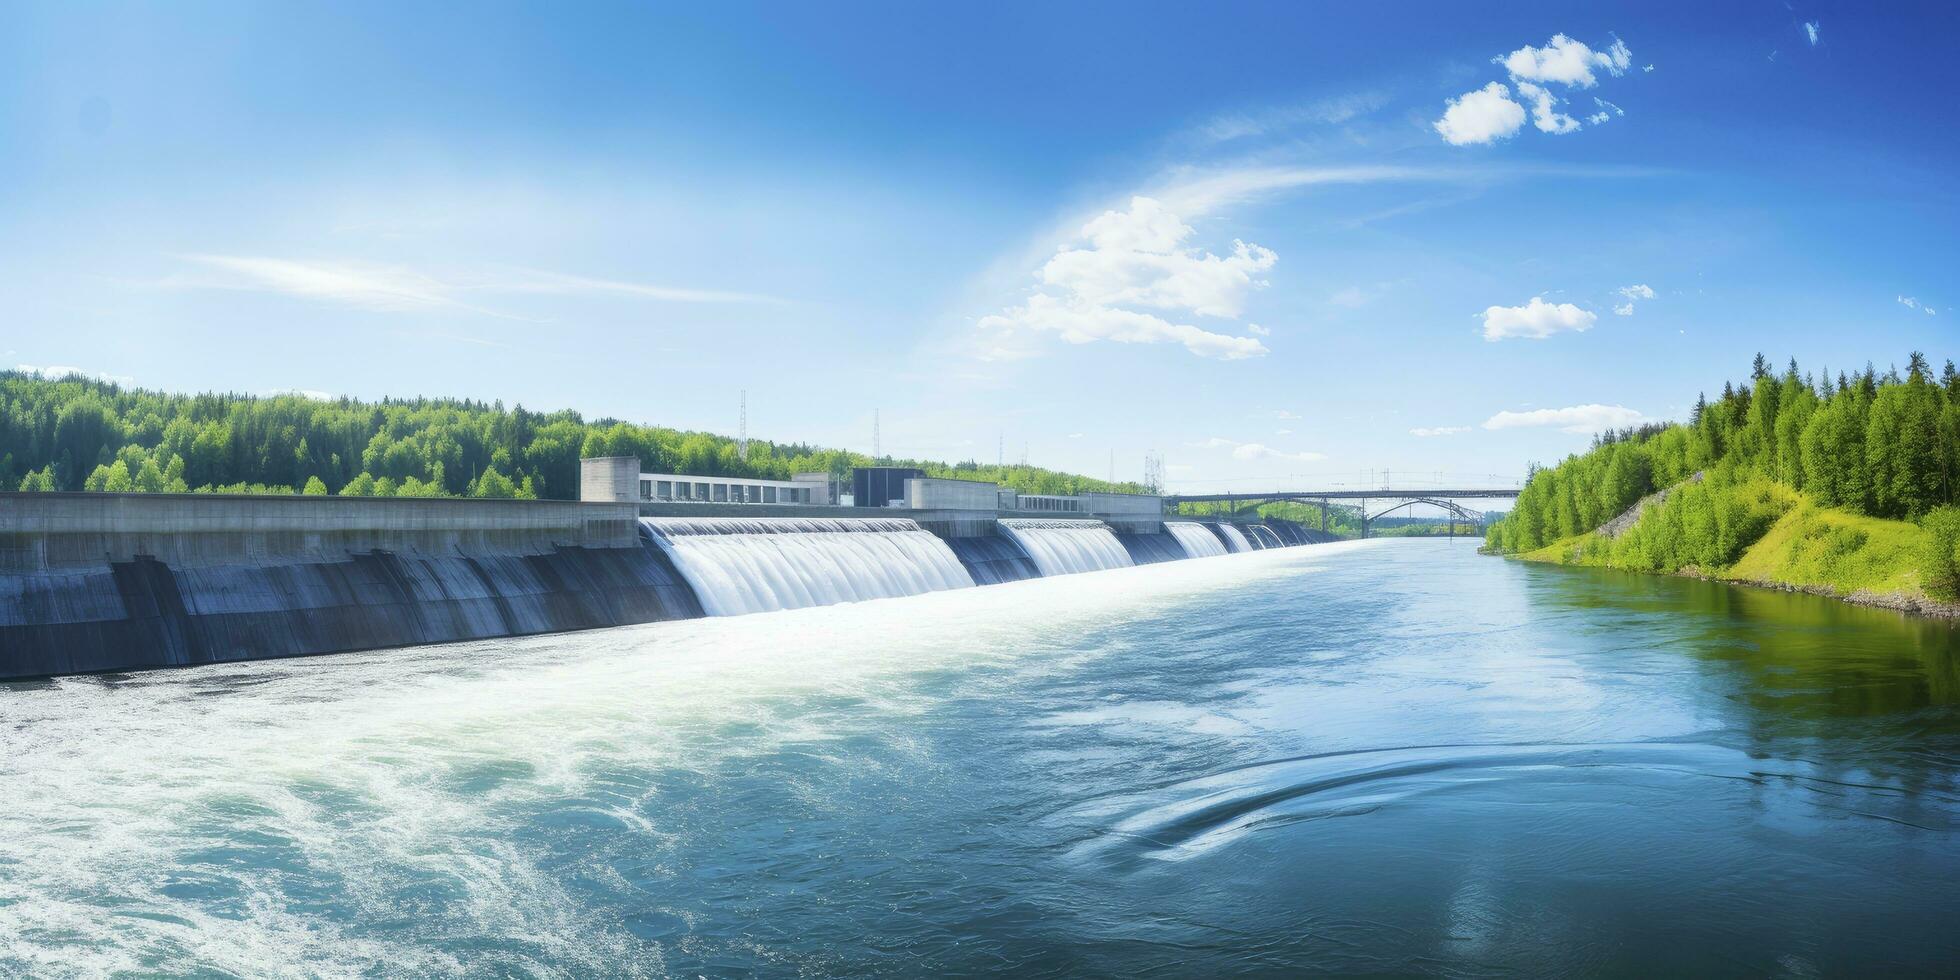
[1499,550,1960,621]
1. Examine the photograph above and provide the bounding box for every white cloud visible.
[14,364,135,385]
[978,196,1273,360]
[1898,295,1920,310]
[1231,442,1327,463]
[1501,34,1632,88]
[1483,403,1645,434]
[1804,21,1820,46]
[1613,303,1636,316]
[1247,323,1272,336]
[1410,426,1471,437]
[1481,297,1598,341]
[1434,82,1527,145]
[1438,34,1637,145]
[173,254,780,318]
[1517,81,1580,134]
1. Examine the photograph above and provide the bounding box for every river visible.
[3,539,1957,976]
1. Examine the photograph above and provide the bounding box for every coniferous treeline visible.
[0,372,1144,499]
[1486,352,1960,565]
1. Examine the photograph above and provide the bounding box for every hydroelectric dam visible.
[0,460,1337,679]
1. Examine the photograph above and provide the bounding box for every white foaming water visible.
[1248,525,1285,549]
[998,519,1135,576]
[1215,524,1252,553]
[642,517,974,616]
[0,540,1358,977]
[1165,521,1228,559]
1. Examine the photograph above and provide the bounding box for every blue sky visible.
[3,1,1955,491]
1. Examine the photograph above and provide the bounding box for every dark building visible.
[852,466,925,508]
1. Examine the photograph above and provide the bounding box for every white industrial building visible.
[581,457,833,505]
[582,457,1162,526]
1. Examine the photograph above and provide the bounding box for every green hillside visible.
[1486,352,1960,606]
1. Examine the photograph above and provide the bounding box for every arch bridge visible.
[1164,488,1520,538]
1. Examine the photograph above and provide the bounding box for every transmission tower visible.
[738,389,749,461]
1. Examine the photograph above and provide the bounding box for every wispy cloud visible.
[1899,295,1939,315]
[1410,426,1470,437]
[486,268,784,305]
[1481,297,1597,341]
[1187,435,1326,463]
[14,363,136,385]
[1231,442,1326,463]
[260,387,335,400]
[1484,404,1644,433]
[977,196,1274,360]
[171,254,782,319]
[1192,91,1389,144]
[1613,283,1655,317]
[1804,21,1820,46]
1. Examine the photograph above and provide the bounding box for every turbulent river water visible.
[4,539,1959,976]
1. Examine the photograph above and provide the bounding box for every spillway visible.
[943,535,1040,586]
[998,519,1134,577]
[1113,530,1188,565]
[640,517,974,616]
[1165,521,1229,559]
[1248,525,1285,549]
[1213,523,1252,553]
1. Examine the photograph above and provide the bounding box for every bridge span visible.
[1165,488,1521,538]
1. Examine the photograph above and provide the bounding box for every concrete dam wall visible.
[0,494,699,678]
[1,494,1334,680]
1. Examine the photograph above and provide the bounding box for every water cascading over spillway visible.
[640,517,974,616]
[1249,525,1286,549]
[1113,531,1189,565]
[998,519,1135,577]
[943,535,1040,586]
[1212,523,1252,553]
[1165,521,1229,559]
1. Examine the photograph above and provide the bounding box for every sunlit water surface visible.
[4,540,1959,976]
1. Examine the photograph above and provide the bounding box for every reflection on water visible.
[2,539,1958,976]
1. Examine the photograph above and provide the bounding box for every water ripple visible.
[1057,741,1957,865]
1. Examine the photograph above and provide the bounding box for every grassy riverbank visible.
[1513,487,1953,613]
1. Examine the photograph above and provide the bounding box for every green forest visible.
[0,371,1146,500]
[1484,352,1960,599]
